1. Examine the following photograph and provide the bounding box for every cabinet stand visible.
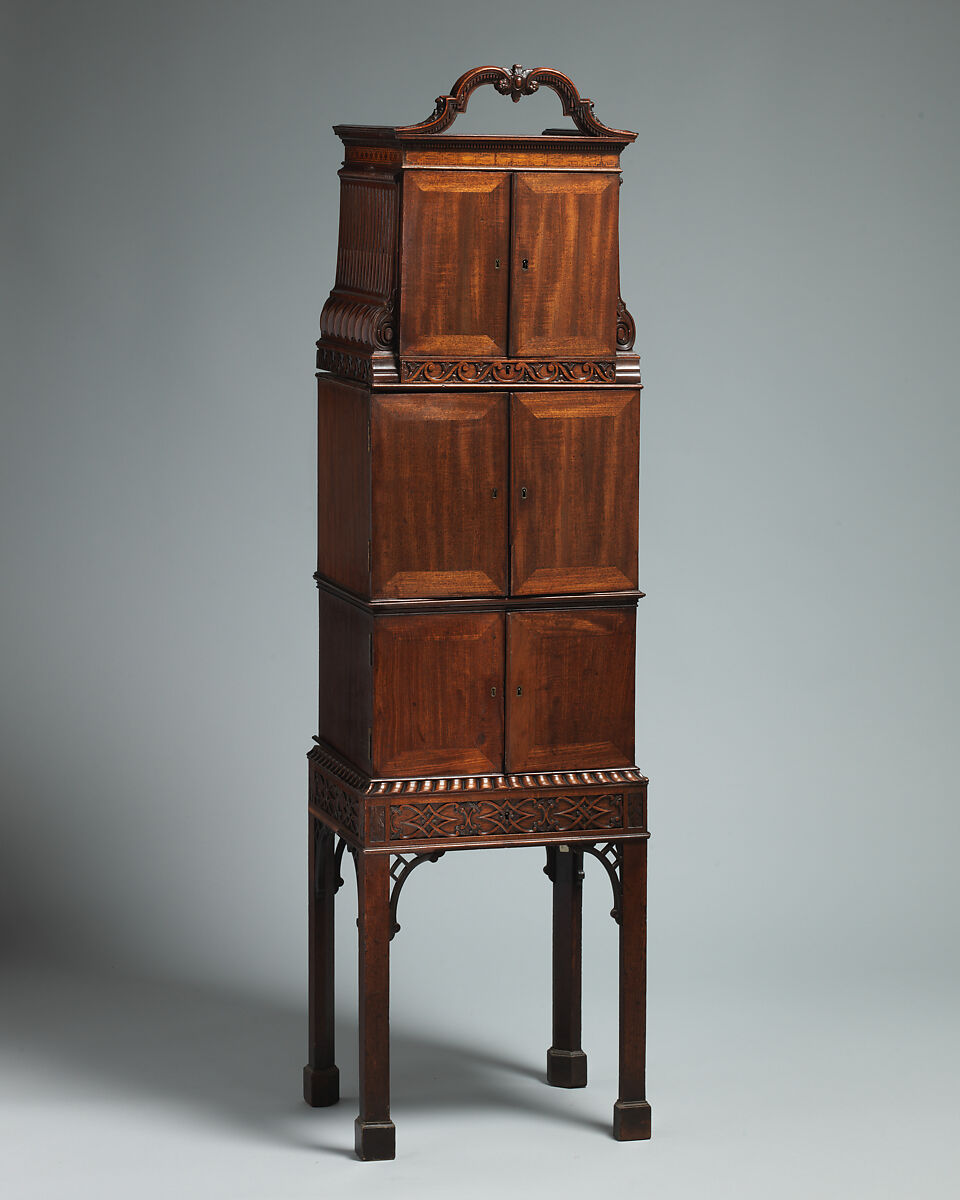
[304,751,651,1159]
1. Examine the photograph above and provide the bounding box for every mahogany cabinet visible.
[305,65,651,1160]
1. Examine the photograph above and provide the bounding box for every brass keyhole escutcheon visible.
[516,686,523,696]
[491,487,498,498]
[520,486,528,499]
[491,686,497,697]
[495,258,501,269]
[521,258,529,270]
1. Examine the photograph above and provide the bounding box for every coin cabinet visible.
[304,64,650,1160]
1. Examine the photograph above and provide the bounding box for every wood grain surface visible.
[510,390,639,595]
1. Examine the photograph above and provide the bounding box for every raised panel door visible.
[373,612,504,777]
[509,172,619,358]
[400,170,511,357]
[371,392,507,598]
[505,608,635,773]
[510,390,639,595]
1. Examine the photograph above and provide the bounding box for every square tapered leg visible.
[355,850,395,1160]
[304,814,340,1107]
[546,845,588,1087]
[614,838,651,1139]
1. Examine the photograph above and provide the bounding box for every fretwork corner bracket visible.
[543,842,628,924]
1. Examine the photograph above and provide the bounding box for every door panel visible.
[371,392,507,598]
[511,390,639,595]
[510,172,619,358]
[400,170,510,356]
[505,608,635,774]
[373,612,504,777]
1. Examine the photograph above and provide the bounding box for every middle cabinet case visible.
[316,377,639,780]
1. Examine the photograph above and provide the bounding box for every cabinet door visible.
[371,392,507,598]
[509,172,619,358]
[505,608,635,773]
[373,612,504,777]
[510,390,639,596]
[400,170,510,357]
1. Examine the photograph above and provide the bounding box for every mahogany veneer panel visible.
[371,392,507,598]
[505,607,635,773]
[317,378,370,595]
[400,170,511,357]
[373,611,504,777]
[318,589,373,775]
[510,390,639,595]
[510,172,619,358]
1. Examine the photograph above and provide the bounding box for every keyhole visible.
[521,258,529,270]
[516,686,523,696]
[520,486,528,499]
[495,258,501,269]
[490,686,497,697]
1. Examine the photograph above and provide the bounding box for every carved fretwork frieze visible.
[616,297,636,350]
[626,789,646,829]
[389,793,623,841]
[399,358,617,386]
[309,748,361,836]
[308,741,648,847]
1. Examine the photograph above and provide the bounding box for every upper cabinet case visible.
[400,171,619,359]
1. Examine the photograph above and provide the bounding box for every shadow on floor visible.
[2,961,611,1155]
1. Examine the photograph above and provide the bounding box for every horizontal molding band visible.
[314,572,644,614]
[310,738,647,794]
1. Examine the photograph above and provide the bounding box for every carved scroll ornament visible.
[398,64,637,141]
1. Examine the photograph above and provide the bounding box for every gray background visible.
[2,1,958,1196]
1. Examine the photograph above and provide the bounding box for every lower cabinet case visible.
[318,590,636,779]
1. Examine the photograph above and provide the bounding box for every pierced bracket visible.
[389,851,445,940]
[542,843,585,885]
[544,841,623,923]
[582,842,624,924]
[332,834,358,895]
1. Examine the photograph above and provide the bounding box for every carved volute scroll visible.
[616,297,637,350]
[397,64,638,141]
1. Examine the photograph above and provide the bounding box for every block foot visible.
[355,1117,396,1161]
[547,1047,588,1088]
[613,1099,651,1140]
[303,1063,340,1107]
